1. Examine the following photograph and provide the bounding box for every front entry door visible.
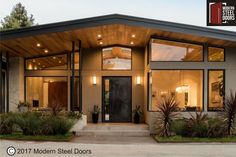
[102,77,132,122]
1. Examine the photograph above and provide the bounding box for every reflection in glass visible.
[73,77,80,111]
[208,70,224,111]
[104,79,110,121]
[26,77,68,110]
[151,39,203,61]
[26,54,67,70]
[102,47,131,70]
[208,47,224,62]
[150,70,203,111]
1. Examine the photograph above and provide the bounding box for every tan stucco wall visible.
[81,47,144,122]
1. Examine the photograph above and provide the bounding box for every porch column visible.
[70,41,75,111]
[0,52,2,113]
[78,40,82,112]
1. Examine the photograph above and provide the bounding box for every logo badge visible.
[207,0,236,26]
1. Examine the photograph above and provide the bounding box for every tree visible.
[0,3,35,30]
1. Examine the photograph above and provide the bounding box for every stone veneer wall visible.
[9,57,24,111]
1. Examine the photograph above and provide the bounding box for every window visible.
[151,39,203,61]
[72,77,80,111]
[208,47,225,62]
[149,70,203,111]
[208,70,224,111]
[102,47,131,70]
[26,54,67,70]
[26,77,68,110]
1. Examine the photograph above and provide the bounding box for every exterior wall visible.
[9,57,24,111]
[145,45,236,133]
[81,47,144,122]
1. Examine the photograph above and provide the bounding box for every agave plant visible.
[221,91,236,136]
[188,112,208,137]
[156,97,179,137]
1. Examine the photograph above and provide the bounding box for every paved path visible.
[1,139,236,157]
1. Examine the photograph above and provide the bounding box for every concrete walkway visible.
[1,139,236,157]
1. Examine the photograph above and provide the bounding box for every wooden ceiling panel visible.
[1,24,235,58]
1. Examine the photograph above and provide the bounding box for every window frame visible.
[101,46,132,71]
[24,53,69,71]
[149,38,204,62]
[207,46,225,62]
[147,69,205,112]
[207,69,225,112]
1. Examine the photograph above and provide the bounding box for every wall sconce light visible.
[92,75,97,85]
[136,75,141,85]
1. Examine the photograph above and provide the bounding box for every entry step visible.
[76,123,150,137]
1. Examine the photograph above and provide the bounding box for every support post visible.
[78,40,82,113]
[6,53,9,112]
[70,41,75,111]
[0,52,2,113]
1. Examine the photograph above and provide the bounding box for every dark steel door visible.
[103,77,132,122]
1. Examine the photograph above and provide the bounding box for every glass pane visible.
[151,39,203,61]
[208,70,224,111]
[26,54,67,70]
[208,47,224,61]
[71,53,79,70]
[73,77,80,111]
[26,77,68,111]
[104,79,110,121]
[150,70,203,111]
[103,47,131,70]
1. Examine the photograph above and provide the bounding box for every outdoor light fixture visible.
[136,76,141,85]
[97,34,102,38]
[130,41,134,45]
[99,41,103,45]
[132,34,136,38]
[92,75,97,85]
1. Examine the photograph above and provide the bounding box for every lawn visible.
[154,135,236,143]
[0,132,74,142]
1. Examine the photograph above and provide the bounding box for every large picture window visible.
[149,70,203,111]
[151,39,203,61]
[102,47,131,70]
[26,77,68,110]
[26,54,68,70]
[208,70,224,111]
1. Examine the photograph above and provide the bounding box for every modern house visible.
[1,14,236,132]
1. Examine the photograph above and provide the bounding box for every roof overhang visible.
[0,14,236,57]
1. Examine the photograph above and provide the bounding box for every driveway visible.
[1,139,236,157]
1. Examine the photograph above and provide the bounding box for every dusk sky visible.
[0,0,235,31]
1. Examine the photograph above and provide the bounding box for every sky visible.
[0,0,235,32]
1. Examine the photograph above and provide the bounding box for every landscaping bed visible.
[0,132,73,142]
[0,111,83,141]
[153,135,236,143]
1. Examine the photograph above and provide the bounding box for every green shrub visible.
[170,119,188,136]
[207,118,226,138]
[42,116,75,135]
[66,111,82,119]
[14,112,42,135]
[0,113,15,135]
